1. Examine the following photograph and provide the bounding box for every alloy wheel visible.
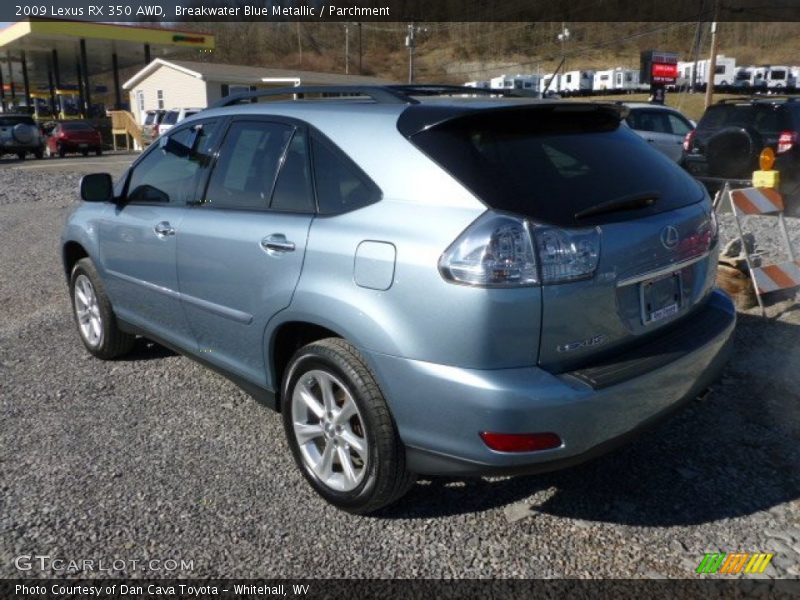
[73,274,103,347]
[291,369,368,492]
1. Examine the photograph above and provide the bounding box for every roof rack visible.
[209,84,514,109]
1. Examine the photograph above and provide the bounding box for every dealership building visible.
[123,58,391,124]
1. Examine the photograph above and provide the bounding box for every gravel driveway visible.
[1,155,798,580]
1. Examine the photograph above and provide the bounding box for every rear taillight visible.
[439,212,601,287]
[777,131,797,154]
[683,129,696,152]
[535,227,600,284]
[439,212,538,287]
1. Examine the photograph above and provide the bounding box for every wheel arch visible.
[62,240,89,282]
[268,320,343,410]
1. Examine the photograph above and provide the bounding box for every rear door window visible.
[409,105,704,226]
[204,120,293,210]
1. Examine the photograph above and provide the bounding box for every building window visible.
[157,90,164,109]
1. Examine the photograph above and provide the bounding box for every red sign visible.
[651,63,678,82]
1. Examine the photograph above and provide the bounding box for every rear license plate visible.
[79,143,88,148]
[640,272,682,325]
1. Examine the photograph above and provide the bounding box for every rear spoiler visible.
[397,102,629,138]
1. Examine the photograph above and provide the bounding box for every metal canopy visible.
[0,20,214,112]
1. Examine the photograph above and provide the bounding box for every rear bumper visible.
[59,142,101,151]
[365,289,735,476]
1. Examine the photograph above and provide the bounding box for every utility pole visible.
[296,22,303,65]
[345,24,350,75]
[358,22,363,74]
[406,23,416,84]
[704,1,721,108]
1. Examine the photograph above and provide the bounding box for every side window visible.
[668,114,692,136]
[204,121,293,210]
[126,120,218,205]
[270,130,315,213]
[311,137,380,215]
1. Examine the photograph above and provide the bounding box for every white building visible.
[560,70,595,94]
[123,58,390,125]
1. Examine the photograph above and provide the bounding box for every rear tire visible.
[16,152,25,161]
[58,145,66,158]
[34,148,44,159]
[69,258,135,359]
[95,148,102,156]
[282,338,415,514]
[81,149,89,157]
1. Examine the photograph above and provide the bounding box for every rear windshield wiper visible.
[574,192,660,220]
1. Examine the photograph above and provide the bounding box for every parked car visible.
[158,107,203,136]
[683,96,800,210]
[46,122,103,157]
[62,86,735,514]
[622,102,695,163]
[0,114,44,159]
[141,109,166,146]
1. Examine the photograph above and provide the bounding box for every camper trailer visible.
[765,66,792,90]
[592,69,614,92]
[560,70,595,95]
[489,74,541,93]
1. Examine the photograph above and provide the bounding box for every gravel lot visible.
[1,155,799,580]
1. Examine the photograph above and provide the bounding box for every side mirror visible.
[80,173,114,202]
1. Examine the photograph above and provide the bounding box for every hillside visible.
[174,21,800,83]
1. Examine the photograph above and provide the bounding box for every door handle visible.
[646,138,656,143]
[154,221,175,237]
[261,234,295,253]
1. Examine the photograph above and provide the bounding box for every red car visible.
[46,122,103,157]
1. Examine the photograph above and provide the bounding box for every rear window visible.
[699,104,791,133]
[162,111,179,125]
[144,113,157,126]
[0,116,35,127]
[409,105,704,226]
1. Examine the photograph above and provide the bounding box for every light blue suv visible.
[62,85,735,513]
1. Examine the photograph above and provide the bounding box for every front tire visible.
[282,338,415,514]
[70,258,135,359]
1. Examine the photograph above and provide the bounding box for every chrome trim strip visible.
[616,252,710,287]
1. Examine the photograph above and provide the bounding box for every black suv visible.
[683,96,800,209]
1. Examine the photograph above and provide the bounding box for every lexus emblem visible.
[660,226,680,249]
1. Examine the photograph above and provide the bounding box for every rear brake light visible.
[683,129,696,152]
[777,131,797,154]
[534,227,600,284]
[439,212,601,287]
[480,432,562,453]
[439,212,538,287]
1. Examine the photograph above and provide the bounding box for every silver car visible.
[623,102,695,162]
[61,86,734,513]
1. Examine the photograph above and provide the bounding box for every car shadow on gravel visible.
[117,337,177,361]
[378,315,800,525]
